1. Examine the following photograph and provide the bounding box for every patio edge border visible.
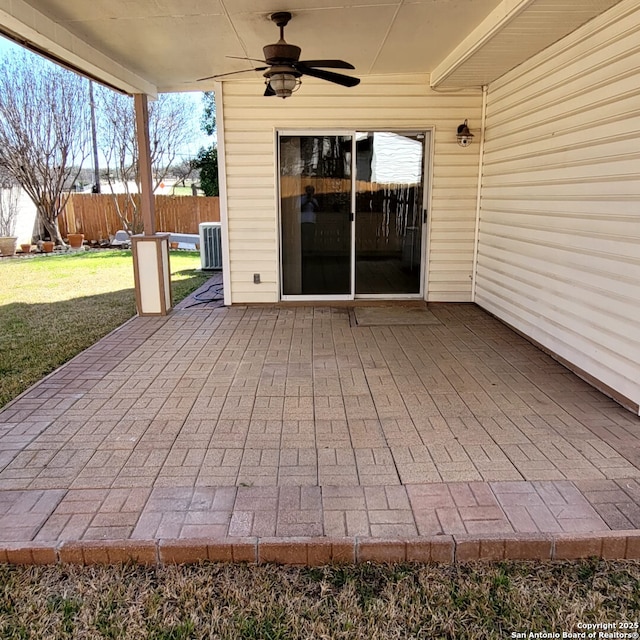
[2,532,640,566]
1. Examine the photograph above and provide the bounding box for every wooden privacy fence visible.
[58,194,220,241]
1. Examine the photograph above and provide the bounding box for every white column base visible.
[131,233,172,316]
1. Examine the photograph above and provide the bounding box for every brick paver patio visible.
[2,274,640,564]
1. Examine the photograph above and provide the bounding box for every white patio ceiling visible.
[0,0,624,95]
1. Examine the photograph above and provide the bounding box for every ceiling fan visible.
[198,11,360,98]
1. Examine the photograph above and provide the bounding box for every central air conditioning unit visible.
[199,222,223,270]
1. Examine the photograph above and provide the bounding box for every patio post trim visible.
[214,81,232,306]
[471,84,488,302]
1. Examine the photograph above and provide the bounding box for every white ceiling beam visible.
[0,0,158,96]
[430,0,536,88]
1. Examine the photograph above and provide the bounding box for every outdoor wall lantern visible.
[456,119,474,147]
[268,72,300,98]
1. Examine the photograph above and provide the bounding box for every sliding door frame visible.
[277,128,432,302]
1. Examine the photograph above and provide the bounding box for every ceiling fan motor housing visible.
[263,42,301,65]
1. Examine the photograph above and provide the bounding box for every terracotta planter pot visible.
[0,236,18,256]
[42,241,55,253]
[20,243,33,254]
[170,242,179,250]
[67,233,85,249]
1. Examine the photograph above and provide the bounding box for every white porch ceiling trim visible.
[430,0,625,89]
[0,0,157,96]
[430,0,535,88]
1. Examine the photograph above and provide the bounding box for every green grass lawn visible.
[170,185,198,196]
[0,560,639,639]
[0,250,210,408]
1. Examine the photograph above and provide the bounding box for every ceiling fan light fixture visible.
[269,72,300,98]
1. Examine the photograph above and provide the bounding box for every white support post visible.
[131,93,172,316]
[131,233,172,315]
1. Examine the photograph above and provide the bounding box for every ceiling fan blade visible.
[298,60,355,70]
[197,67,268,81]
[295,64,360,87]
[227,55,269,64]
[264,83,276,97]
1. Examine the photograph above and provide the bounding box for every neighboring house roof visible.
[0,0,625,95]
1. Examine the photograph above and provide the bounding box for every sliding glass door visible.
[279,131,428,300]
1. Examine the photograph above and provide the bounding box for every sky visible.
[0,33,214,163]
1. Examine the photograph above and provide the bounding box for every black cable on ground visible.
[183,282,224,308]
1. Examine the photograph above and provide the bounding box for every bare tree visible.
[97,89,195,234]
[172,158,197,191]
[0,50,90,245]
[0,168,20,237]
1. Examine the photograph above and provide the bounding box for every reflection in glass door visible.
[355,132,425,295]
[280,134,353,297]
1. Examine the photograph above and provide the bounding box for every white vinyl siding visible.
[219,75,482,303]
[476,0,640,411]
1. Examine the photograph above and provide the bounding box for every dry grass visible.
[0,560,639,639]
[0,250,210,408]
